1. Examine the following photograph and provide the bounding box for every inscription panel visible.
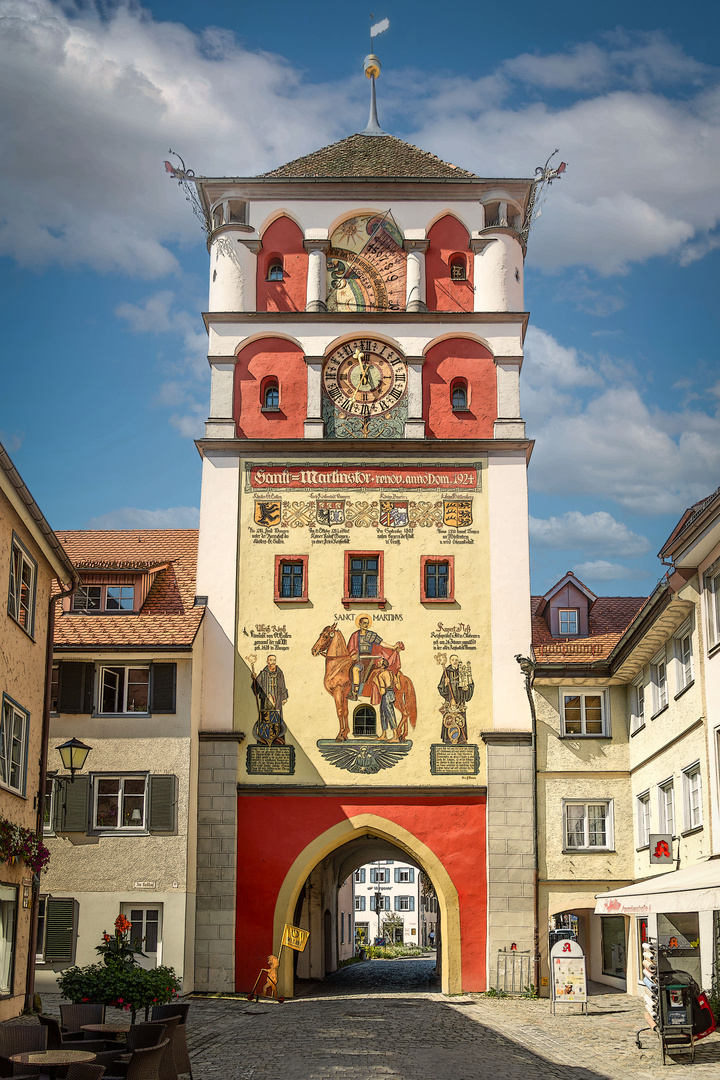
[430,744,480,776]
[246,746,296,775]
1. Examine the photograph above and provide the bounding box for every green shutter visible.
[45,898,77,962]
[57,663,94,714]
[150,664,176,713]
[148,775,176,833]
[59,776,89,832]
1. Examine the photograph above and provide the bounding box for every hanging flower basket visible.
[0,817,50,874]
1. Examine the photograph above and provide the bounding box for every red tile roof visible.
[260,133,478,179]
[53,530,202,651]
[531,595,646,663]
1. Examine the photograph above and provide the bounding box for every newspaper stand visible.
[549,939,587,1016]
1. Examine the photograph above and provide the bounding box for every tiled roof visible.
[260,133,478,179]
[53,530,202,651]
[531,596,646,663]
[660,486,720,556]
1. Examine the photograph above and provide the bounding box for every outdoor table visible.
[11,1048,97,1080]
[81,1024,130,1040]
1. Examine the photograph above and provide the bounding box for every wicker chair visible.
[149,1006,191,1079]
[0,1025,48,1079]
[103,1042,168,1080]
[58,1006,106,1041]
[143,1018,180,1080]
[38,1017,106,1055]
[65,1066,106,1080]
[92,1025,166,1072]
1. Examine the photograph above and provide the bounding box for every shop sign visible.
[649,834,673,864]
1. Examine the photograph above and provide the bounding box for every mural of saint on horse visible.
[312,614,417,773]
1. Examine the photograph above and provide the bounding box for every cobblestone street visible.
[32,958,720,1080]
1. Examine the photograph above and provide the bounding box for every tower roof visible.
[259,133,478,180]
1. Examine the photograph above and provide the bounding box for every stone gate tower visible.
[189,55,536,996]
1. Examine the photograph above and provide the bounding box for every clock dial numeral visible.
[322,340,407,418]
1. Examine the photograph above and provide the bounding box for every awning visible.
[594,860,720,915]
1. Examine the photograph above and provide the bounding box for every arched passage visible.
[271,813,462,998]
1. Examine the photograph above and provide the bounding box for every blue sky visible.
[1,0,718,596]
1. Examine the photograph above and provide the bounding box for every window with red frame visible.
[343,551,384,606]
[274,556,308,602]
[421,557,455,602]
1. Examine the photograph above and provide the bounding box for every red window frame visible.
[342,551,385,608]
[420,556,455,603]
[274,555,309,603]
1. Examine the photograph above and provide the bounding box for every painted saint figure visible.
[347,614,401,700]
[375,658,397,741]
[438,654,474,744]
[251,654,288,746]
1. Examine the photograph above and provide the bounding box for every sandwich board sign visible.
[550,938,587,1015]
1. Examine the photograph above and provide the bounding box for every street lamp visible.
[55,737,92,782]
[375,889,383,948]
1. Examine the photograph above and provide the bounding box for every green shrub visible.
[57,964,181,1023]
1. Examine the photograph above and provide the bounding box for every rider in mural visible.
[347,614,402,701]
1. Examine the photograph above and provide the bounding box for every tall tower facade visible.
[190,69,535,995]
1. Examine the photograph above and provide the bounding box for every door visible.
[121,904,162,968]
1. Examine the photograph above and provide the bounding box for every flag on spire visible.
[370,17,389,37]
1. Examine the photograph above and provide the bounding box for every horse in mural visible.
[311,623,417,742]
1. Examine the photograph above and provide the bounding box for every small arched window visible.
[449,256,466,281]
[263,382,280,410]
[451,380,468,411]
[267,259,283,281]
[353,705,376,737]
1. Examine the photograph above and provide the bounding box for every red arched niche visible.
[424,338,496,439]
[426,215,474,313]
[257,217,307,312]
[234,337,306,438]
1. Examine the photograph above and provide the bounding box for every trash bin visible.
[359,948,366,960]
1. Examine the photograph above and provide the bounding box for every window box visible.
[559,689,608,736]
[563,800,613,850]
[420,557,454,602]
[7,534,37,637]
[274,556,308,602]
[342,552,385,607]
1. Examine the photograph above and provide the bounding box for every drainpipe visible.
[25,577,78,1012]
[515,654,540,994]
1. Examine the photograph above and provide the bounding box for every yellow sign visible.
[282,924,310,952]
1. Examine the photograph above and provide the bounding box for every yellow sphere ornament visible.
[364,54,381,79]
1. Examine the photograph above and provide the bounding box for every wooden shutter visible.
[408,868,415,883]
[45,898,77,962]
[394,868,400,883]
[394,897,400,911]
[59,776,89,832]
[150,664,176,713]
[148,775,176,833]
[57,663,94,713]
[409,896,415,911]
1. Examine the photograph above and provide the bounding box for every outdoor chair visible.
[0,1024,48,1079]
[149,1005,191,1079]
[58,1005,106,1041]
[143,1017,180,1080]
[103,1041,168,1080]
[38,1017,106,1054]
[65,1066,106,1080]
[93,1024,166,1072]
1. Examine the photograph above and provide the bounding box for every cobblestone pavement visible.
[29,959,720,1080]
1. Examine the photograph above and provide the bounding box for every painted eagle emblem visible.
[316,740,412,774]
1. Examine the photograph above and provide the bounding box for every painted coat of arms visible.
[254,501,282,527]
[379,500,409,527]
[443,499,473,528]
[316,499,345,526]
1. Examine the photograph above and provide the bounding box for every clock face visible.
[326,213,406,312]
[323,340,407,418]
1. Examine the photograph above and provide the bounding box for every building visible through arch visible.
[190,51,537,996]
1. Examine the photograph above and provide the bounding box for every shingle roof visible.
[531,596,646,663]
[260,133,478,179]
[53,530,202,651]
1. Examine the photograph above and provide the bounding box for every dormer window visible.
[451,379,468,411]
[267,259,283,281]
[558,609,579,635]
[73,585,135,613]
[262,382,280,410]
[449,256,466,281]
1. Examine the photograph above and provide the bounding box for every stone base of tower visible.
[194,734,243,992]
[481,732,535,987]
[235,791,488,997]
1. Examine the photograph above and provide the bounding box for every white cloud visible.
[524,328,720,515]
[572,559,645,583]
[82,505,199,529]
[530,511,650,556]
[0,430,24,453]
[1,7,719,278]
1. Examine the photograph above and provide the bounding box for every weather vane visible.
[521,150,568,249]
[363,15,389,135]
